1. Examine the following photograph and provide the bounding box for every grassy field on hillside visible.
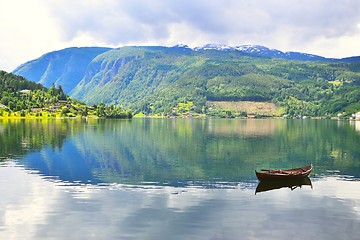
[206,101,285,117]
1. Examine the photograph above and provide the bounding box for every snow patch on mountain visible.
[193,44,234,51]
[191,44,330,61]
[193,44,285,56]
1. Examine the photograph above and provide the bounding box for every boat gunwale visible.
[255,164,312,181]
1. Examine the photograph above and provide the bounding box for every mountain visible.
[12,45,360,117]
[13,47,112,93]
[13,45,360,94]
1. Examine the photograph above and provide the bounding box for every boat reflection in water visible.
[255,177,312,194]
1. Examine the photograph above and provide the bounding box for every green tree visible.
[96,102,106,117]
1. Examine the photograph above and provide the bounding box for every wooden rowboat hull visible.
[255,164,312,181]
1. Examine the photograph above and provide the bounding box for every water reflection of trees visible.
[0,119,73,158]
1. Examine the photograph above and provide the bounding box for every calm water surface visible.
[0,118,359,239]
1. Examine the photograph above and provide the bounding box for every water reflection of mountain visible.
[2,119,360,186]
[64,119,360,184]
[75,119,269,184]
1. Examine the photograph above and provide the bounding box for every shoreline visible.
[0,115,357,121]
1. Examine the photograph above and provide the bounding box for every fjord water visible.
[0,118,359,239]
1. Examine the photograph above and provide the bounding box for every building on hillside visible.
[49,105,61,112]
[20,89,31,94]
[31,108,42,113]
[57,100,68,105]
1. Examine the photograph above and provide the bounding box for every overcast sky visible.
[1,0,360,72]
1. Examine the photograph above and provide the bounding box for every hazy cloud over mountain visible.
[1,0,360,71]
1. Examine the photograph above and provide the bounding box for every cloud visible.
[45,0,360,49]
[1,0,360,71]
[2,166,360,239]
[0,0,63,71]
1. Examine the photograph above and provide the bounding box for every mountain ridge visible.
[12,44,360,95]
[13,47,112,93]
[11,45,360,117]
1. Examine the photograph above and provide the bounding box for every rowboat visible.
[255,176,312,194]
[255,164,312,181]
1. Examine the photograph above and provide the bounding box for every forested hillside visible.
[0,71,132,118]
[13,46,360,117]
[0,71,52,112]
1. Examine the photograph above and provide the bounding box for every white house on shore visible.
[355,112,360,120]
